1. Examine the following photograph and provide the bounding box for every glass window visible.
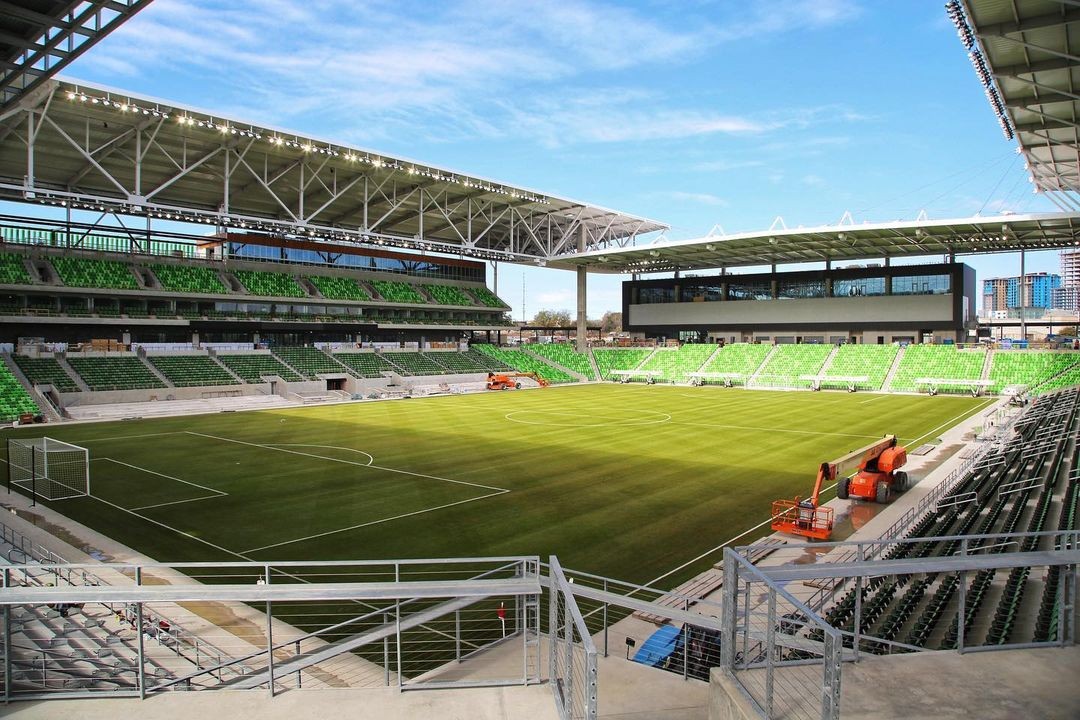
[727,281,772,301]
[833,278,885,297]
[778,279,824,299]
[892,274,950,295]
[680,285,722,302]
[638,287,675,304]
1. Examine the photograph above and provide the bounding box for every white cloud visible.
[802,174,826,187]
[657,191,729,207]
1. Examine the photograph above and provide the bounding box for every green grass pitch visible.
[3,385,991,587]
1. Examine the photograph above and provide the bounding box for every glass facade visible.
[777,279,825,299]
[892,274,950,295]
[639,287,676,304]
[833,277,885,297]
[727,281,772,301]
[680,284,722,302]
[227,243,483,282]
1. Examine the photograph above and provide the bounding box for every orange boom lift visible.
[771,435,909,541]
[486,372,550,390]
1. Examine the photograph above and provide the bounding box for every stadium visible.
[0,2,1077,719]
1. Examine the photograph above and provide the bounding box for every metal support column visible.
[1020,249,1027,342]
[265,566,274,697]
[576,225,588,352]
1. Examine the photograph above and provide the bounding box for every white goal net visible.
[7,438,89,500]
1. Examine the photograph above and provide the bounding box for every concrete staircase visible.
[587,349,602,381]
[55,355,91,392]
[747,345,780,386]
[522,349,587,381]
[881,345,907,392]
[980,349,995,382]
[819,344,841,374]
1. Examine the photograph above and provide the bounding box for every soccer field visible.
[3,385,992,587]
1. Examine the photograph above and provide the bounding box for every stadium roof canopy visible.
[0,78,666,263]
[956,0,1080,204]
[0,1,153,110]
[547,212,1080,274]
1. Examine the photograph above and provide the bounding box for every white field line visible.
[89,494,251,560]
[93,457,228,497]
[186,431,509,493]
[71,432,186,443]
[858,395,890,404]
[668,420,882,440]
[242,489,510,554]
[901,398,996,449]
[130,494,228,512]
[642,481,840,589]
[263,444,374,466]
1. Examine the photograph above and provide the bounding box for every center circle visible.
[504,409,672,427]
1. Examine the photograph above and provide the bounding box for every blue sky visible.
[44,0,1067,318]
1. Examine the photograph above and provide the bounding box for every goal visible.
[7,438,89,500]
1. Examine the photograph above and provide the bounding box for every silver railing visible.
[548,557,597,720]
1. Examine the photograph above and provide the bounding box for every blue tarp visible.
[632,625,682,667]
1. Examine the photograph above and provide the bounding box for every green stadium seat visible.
[0,364,38,421]
[821,344,900,391]
[331,352,394,378]
[13,356,80,392]
[592,348,653,381]
[698,343,772,385]
[234,269,306,298]
[0,253,31,284]
[382,352,446,375]
[216,354,302,382]
[528,343,596,380]
[469,286,510,308]
[753,344,833,388]
[271,347,353,379]
[370,280,426,304]
[425,351,492,374]
[51,256,137,290]
[888,345,986,393]
[67,356,166,391]
[151,264,228,294]
[637,344,717,384]
[472,344,575,383]
[422,284,474,306]
[988,351,1080,394]
[307,275,370,301]
[148,355,238,387]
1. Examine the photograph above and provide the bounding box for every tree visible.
[600,311,622,334]
[532,309,572,327]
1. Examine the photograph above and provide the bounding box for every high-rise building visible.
[982,272,1061,314]
[1055,251,1080,311]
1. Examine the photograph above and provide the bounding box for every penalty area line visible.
[240,488,510,554]
[643,482,840,588]
[92,457,228,497]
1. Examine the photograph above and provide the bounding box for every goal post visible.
[7,438,90,501]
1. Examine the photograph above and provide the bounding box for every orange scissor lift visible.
[771,435,908,541]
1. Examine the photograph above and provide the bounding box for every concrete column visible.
[1020,249,1026,342]
[576,226,588,352]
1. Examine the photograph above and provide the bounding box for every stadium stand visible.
[422,284,474,306]
[821,344,900,391]
[698,343,772,384]
[473,344,574,383]
[271,347,352,378]
[331,352,395,378]
[808,387,1079,654]
[0,364,39,421]
[592,348,653,381]
[988,351,1080,394]
[50,257,137,290]
[426,351,491,374]
[637,344,718,384]
[147,355,238,387]
[752,343,833,388]
[1034,363,1080,396]
[0,253,31,284]
[370,280,425,304]
[216,354,302,382]
[888,344,986,393]
[233,269,306,298]
[382,352,446,375]
[529,343,596,380]
[12,356,80,392]
[150,264,228,294]
[468,286,509,308]
[66,356,166,391]
[306,275,370,301]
